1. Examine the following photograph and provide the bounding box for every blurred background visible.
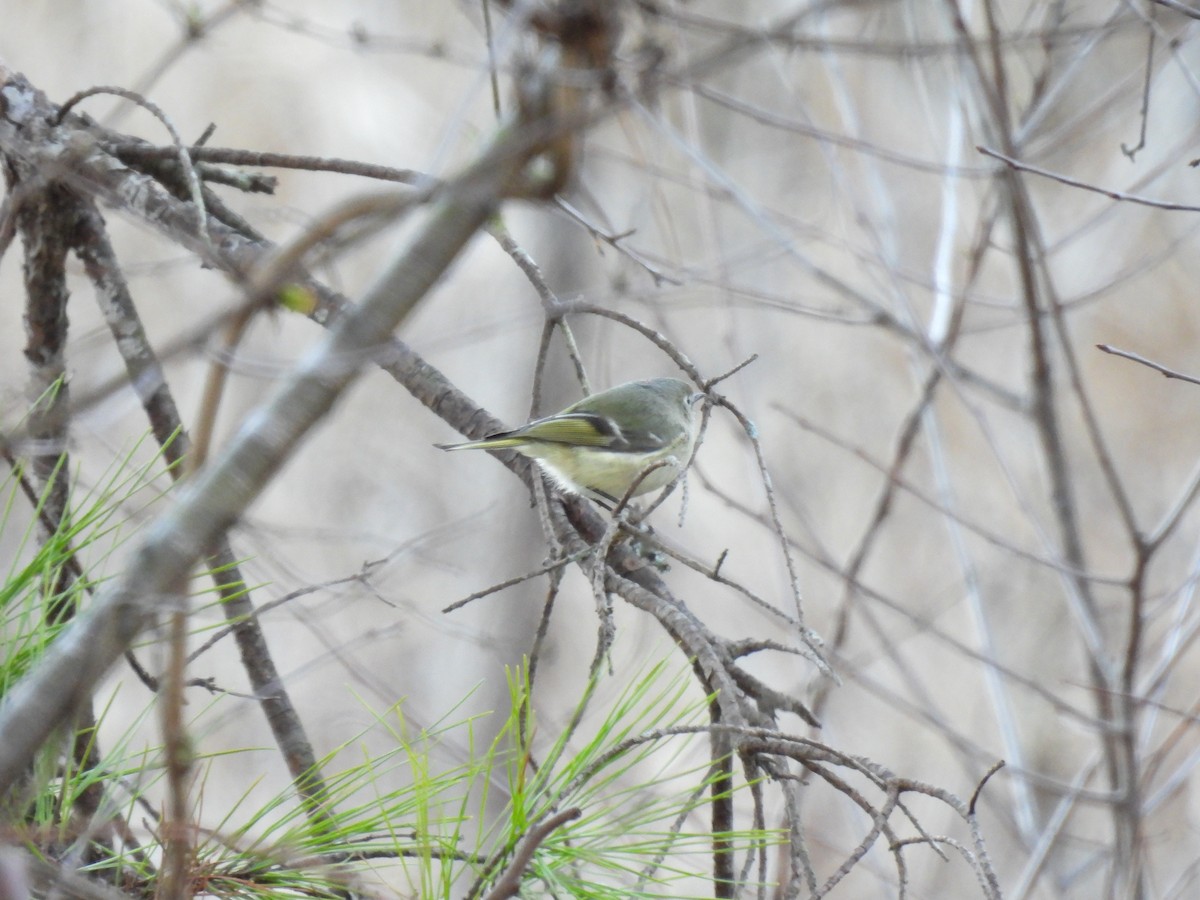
[3,1,1199,896]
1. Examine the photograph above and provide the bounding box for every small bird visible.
[438,377,703,503]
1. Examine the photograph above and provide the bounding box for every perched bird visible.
[438,377,702,502]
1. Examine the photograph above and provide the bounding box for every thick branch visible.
[0,110,535,792]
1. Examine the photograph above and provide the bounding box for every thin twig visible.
[1120,10,1155,160]
[442,550,587,613]
[58,85,212,251]
[978,144,1200,213]
[1096,343,1200,387]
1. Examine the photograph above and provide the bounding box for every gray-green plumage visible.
[439,378,701,500]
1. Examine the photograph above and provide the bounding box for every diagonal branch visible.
[0,101,540,792]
